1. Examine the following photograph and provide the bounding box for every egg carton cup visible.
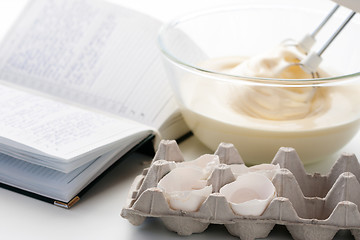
[121,140,360,240]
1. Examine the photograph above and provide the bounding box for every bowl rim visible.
[157,4,360,86]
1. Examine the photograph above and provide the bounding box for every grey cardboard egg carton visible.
[121,140,360,240]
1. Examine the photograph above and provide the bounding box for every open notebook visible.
[0,0,192,208]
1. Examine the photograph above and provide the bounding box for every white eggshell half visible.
[249,163,280,180]
[166,185,212,212]
[220,172,276,216]
[177,154,220,179]
[158,167,212,212]
[230,164,249,177]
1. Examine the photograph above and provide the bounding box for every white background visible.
[0,0,359,239]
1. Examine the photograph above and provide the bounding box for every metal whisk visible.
[279,0,358,78]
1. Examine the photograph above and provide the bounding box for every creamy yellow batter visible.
[180,45,360,164]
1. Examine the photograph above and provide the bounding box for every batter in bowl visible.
[180,45,360,164]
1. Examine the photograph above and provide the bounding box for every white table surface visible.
[0,0,359,239]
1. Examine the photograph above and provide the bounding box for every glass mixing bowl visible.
[158,2,360,164]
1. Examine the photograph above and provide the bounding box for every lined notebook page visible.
[0,83,151,172]
[0,0,176,129]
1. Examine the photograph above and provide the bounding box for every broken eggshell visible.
[249,163,280,180]
[157,167,212,212]
[229,164,249,177]
[176,154,220,179]
[220,172,276,216]
[230,163,280,180]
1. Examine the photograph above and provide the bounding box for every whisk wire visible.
[317,10,356,56]
[311,4,340,38]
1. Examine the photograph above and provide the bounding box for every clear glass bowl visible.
[158,2,360,164]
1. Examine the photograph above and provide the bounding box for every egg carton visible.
[121,140,360,240]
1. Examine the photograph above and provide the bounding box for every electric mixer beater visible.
[279,0,359,78]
